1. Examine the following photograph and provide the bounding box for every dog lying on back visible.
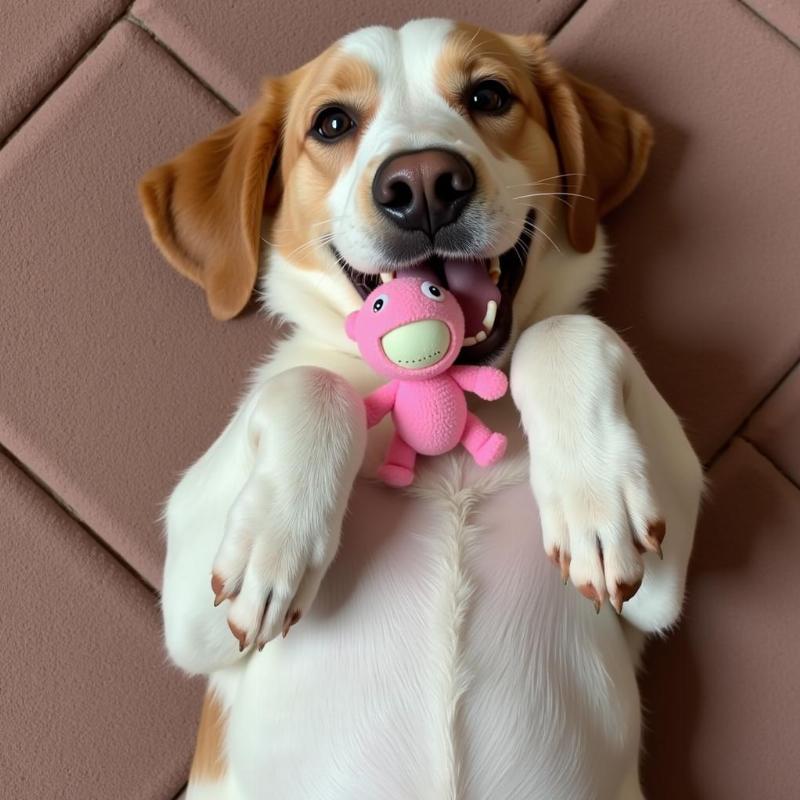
[139,19,702,800]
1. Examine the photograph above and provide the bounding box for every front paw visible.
[534,430,665,614]
[476,367,508,401]
[210,481,337,650]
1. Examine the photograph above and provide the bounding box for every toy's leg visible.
[461,413,507,467]
[377,433,417,487]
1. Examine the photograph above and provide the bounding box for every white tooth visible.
[475,331,487,343]
[380,272,395,283]
[482,300,497,332]
[463,336,478,346]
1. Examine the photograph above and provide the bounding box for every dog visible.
[139,19,703,800]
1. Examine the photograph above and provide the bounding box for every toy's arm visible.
[363,381,399,427]
[449,365,508,401]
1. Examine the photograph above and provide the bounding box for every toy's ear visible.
[345,311,359,341]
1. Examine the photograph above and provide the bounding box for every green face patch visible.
[381,320,451,369]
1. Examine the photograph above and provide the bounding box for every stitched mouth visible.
[333,210,535,364]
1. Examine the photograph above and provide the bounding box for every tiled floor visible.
[1,1,798,797]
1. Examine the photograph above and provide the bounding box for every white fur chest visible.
[221,425,641,800]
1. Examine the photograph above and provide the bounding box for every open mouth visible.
[333,210,535,364]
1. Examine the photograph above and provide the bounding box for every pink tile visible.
[551,0,800,461]
[0,21,276,586]
[743,361,800,486]
[743,0,800,47]
[0,0,128,140]
[130,0,582,110]
[639,439,800,799]
[0,453,200,799]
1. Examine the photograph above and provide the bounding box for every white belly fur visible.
[215,420,641,800]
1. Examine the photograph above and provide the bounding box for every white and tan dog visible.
[140,19,702,800]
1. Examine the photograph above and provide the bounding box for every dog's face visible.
[140,19,652,365]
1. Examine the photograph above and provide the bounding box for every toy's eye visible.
[372,293,389,313]
[421,282,445,302]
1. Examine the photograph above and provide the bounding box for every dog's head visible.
[139,19,652,364]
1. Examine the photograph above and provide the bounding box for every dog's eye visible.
[312,107,356,141]
[421,282,445,302]
[372,293,389,313]
[467,80,513,115]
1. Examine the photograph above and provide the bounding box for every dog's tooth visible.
[380,272,395,283]
[475,331,487,343]
[482,300,497,333]
[463,335,478,346]
[489,257,501,285]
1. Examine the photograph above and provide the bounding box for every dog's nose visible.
[372,149,475,237]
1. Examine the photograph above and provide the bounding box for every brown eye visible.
[312,107,356,141]
[467,80,513,115]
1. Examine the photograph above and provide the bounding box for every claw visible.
[211,573,227,606]
[560,553,571,585]
[227,619,248,652]
[610,580,642,614]
[282,610,302,639]
[579,583,604,614]
[645,520,666,559]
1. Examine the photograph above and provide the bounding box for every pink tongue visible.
[442,258,500,336]
[402,259,501,336]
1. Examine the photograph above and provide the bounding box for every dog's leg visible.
[510,314,703,632]
[161,365,366,674]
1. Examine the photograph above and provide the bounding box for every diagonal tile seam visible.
[0,439,158,594]
[739,433,800,492]
[704,352,800,472]
[0,1,137,151]
[732,436,800,496]
[739,1,800,53]
[547,0,591,41]
[126,13,239,114]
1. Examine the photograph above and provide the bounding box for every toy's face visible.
[345,278,464,380]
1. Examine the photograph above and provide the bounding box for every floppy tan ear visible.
[518,36,654,253]
[138,79,287,320]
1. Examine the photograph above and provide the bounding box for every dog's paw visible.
[209,478,337,651]
[533,415,665,614]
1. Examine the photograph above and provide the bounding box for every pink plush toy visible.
[345,277,508,487]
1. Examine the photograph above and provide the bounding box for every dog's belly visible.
[226,451,641,800]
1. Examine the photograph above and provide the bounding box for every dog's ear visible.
[515,36,654,253]
[138,78,289,320]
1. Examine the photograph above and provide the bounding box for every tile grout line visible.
[126,13,240,115]
[739,434,800,493]
[548,0,591,40]
[0,440,158,595]
[704,353,800,471]
[0,1,137,151]
[738,0,800,53]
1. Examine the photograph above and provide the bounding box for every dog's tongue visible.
[403,258,500,336]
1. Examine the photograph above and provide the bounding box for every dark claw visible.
[611,579,642,614]
[227,619,248,652]
[579,583,603,613]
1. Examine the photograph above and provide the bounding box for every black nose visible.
[372,148,476,237]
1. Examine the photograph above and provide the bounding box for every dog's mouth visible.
[333,210,535,364]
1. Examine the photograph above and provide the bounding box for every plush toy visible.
[345,277,508,487]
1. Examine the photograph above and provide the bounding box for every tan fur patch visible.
[189,689,228,784]
[273,48,379,270]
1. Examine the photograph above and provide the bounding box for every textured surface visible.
[0,453,200,799]
[131,0,582,110]
[1,2,798,798]
[0,20,274,588]
[744,363,800,486]
[553,0,800,462]
[744,0,800,47]
[0,0,129,139]
[640,439,800,799]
